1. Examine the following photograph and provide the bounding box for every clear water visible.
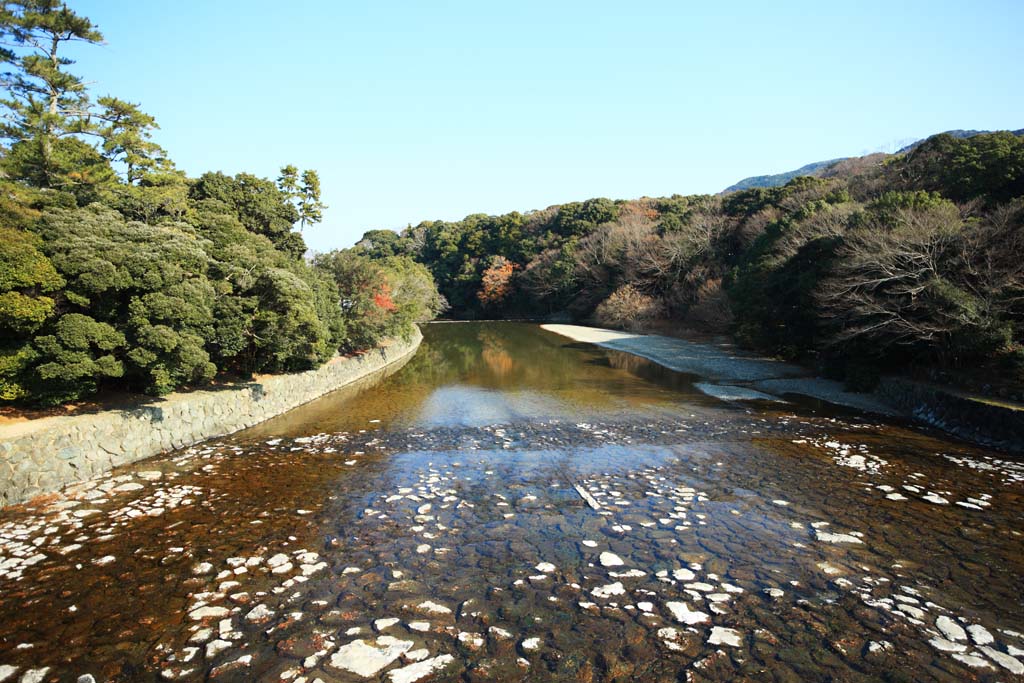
[0,322,1021,682]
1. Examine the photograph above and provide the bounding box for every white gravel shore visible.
[541,324,901,416]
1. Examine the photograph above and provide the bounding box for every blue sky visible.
[71,0,1024,252]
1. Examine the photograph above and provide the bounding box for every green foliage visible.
[896,132,1024,204]
[31,313,125,405]
[190,171,306,257]
[0,2,425,407]
[554,197,619,236]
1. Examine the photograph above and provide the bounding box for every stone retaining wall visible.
[876,377,1024,454]
[0,328,422,507]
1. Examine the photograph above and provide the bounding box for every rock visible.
[328,637,414,677]
[388,654,455,683]
[534,562,556,573]
[708,626,742,647]
[415,601,452,615]
[979,646,1024,674]
[267,553,290,568]
[967,624,993,645]
[936,616,967,642]
[189,606,230,621]
[599,552,624,567]
[591,582,625,599]
[0,666,16,683]
[665,601,709,625]
[245,604,275,624]
[77,676,97,683]
[374,618,400,631]
[18,670,49,683]
[520,637,541,652]
[206,639,232,658]
[814,530,863,544]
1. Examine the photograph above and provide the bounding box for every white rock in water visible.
[967,624,994,645]
[936,615,967,641]
[329,637,414,677]
[266,553,290,568]
[0,666,17,683]
[387,654,455,683]
[708,626,742,647]
[374,618,400,631]
[192,562,214,576]
[672,568,695,581]
[416,600,452,615]
[581,540,598,548]
[922,493,949,505]
[591,582,625,599]
[521,637,541,651]
[206,639,232,658]
[979,646,1024,674]
[928,637,966,653]
[952,652,993,669]
[189,606,230,620]
[245,604,275,623]
[599,552,624,567]
[815,530,863,544]
[408,621,430,632]
[665,601,709,625]
[18,669,49,683]
[534,562,556,573]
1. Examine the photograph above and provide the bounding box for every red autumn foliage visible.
[373,283,397,312]
[477,257,517,306]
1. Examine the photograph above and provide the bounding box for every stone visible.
[665,601,709,625]
[387,654,455,683]
[979,647,1024,674]
[936,616,967,642]
[328,637,414,677]
[591,582,625,599]
[599,552,624,567]
[708,626,742,647]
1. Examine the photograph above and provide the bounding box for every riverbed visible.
[0,322,1022,682]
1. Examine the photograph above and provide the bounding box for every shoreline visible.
[0,329,423,508]
[541,323,902,415]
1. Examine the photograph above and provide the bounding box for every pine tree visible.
[0,1,104,188]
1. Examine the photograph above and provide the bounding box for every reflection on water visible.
[0,322,1022,682]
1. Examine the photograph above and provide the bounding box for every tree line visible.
[0,1,445,406]
[349,131,1024,389]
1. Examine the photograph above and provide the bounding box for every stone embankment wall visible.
[876,377,1024,454]
[0,328,422,507]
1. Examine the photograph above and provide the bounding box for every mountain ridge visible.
[722,128,1024,193]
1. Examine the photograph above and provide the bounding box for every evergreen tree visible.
[0,0,103,188]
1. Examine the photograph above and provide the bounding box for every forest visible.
[3,3,1021,408]
[349,131,1024,392]
[0,2,444,406]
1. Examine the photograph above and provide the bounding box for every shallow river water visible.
[1,322,1023,683]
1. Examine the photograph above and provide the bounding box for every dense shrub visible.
[594,285,662,331]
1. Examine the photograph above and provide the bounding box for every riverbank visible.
[542,324,899,415]
[542,324,1024,453]
[0,328,422,508]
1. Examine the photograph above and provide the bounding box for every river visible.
[0,322,1022,682]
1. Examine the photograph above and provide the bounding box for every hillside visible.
[349,131,1024,394]
[722,128,1024,193]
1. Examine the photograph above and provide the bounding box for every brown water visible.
[0,322,1022,683]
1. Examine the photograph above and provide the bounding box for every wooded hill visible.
[350,131,1024,391]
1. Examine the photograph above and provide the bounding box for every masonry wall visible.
[0,329,422,507]
[876,377,1024,455]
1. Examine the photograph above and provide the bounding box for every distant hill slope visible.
[722,128,1023,194]
[722,158,845,193]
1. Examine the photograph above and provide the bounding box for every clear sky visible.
[70,0,1024,252]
